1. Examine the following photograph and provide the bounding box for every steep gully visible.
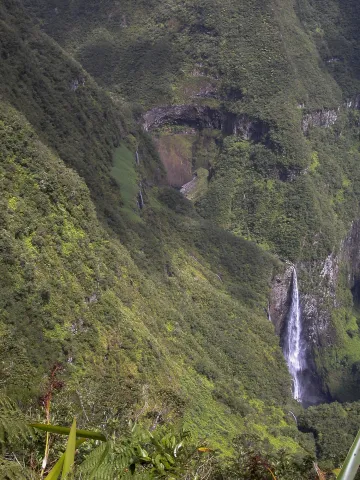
[142,100,360,406]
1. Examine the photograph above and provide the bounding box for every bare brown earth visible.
[155,133,196,187]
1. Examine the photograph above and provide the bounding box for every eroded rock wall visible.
[269,263,293,336]
[270,219,360,403]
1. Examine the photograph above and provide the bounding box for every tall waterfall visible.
[284,268,306,402]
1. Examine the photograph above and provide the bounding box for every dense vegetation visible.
[4,393,360,479]
[3,0,360,476]
[27,0,360,402]
[0,0,305,460]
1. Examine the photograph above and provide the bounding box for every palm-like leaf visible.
[61,418,77,479]
[44,439,87,480]
[31,424,106,441]
[44,456,65,480]
[336,428,360,480]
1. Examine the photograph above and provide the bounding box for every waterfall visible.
[135,151,140,165]
[139,189,144,208]
[137,183,144,209]
[284,268,306,402]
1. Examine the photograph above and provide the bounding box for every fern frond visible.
[77,440,138,480]
[0,456,35,480]
[0,396,32,447]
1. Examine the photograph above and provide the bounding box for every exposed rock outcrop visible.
[345,94,360,109]
[143,105,221,132]
[299,221,360,351]
[180,176,198,197]
[192,83,218,99]
[269,264,293,336]
[302,108,339,133]
[270,219,360,403]
[70,77,85,91]
[143,105,269,142]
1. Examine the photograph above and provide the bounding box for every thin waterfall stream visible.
[284,268,307,402]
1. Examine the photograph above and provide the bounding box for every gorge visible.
[3,0,360,476]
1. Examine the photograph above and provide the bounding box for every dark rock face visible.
[269,264,293,336]
[143,105,222,132]
[297,255,342,404]
[222,112,270,141]
[299,221,360,353]
[143,104,269,142]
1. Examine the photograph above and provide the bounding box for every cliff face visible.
[143,105,271,187]
[143,105,269,141]
[302,108,339,133]
[269,219,360,404]
[269,264,293,337]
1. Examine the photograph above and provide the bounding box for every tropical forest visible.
[2,0,360,478]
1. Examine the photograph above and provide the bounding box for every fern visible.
[77,424,194,479]
[0,396,32,447]
[0,457,35,480]
[78,440,137,479]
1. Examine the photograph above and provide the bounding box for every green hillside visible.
[0,0,310,463]
[28,0,360,402]
[3,0,360,476]
[21,0,360,259]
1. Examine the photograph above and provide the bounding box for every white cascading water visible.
[284,268,306,402]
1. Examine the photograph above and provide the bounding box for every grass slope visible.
[112,145,140,219]
[6,0,360,462]
[0,0,311,457]
[0,101,306,455]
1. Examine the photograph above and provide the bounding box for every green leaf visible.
[154,454,165,471]
[44,456,64,480]
[164,453,175,465]
[30,423,106,441]
[61,418,77,479]
[88,441,111,480]
[45,439,86,480]
[337,428,360,480]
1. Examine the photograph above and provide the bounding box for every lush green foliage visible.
[299,402,360,475]
[23,0,360,259]
[4,0,360,474]
[0,402,346,479]
[0,0,307,461]
[20,0,360,403]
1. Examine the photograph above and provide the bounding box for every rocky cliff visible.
[269,217,360,404]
